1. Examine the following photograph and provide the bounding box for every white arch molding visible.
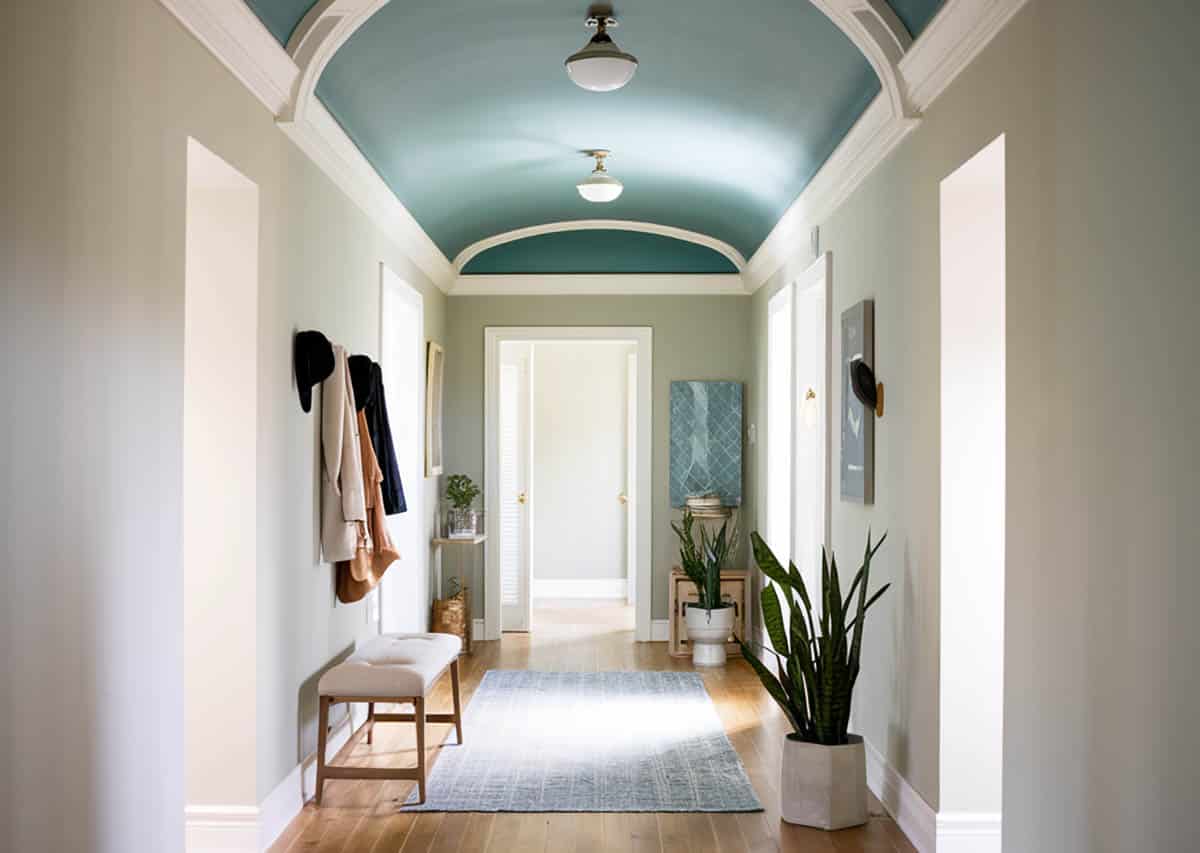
[278,0,918,136]
[452,220,748,273]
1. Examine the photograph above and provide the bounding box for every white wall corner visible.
[935,812,1003,853]
[863,738,936,853]
[188,707,360,853]
[650,619,670,642]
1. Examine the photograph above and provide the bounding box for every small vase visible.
[780,734,867,829]
[684,604,735,666]
[447,508,476,537]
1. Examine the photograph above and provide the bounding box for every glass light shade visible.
[576,172,624,203]
[565,39,638,92]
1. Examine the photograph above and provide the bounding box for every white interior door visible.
[380,265,425,633]
[499,342,532,631]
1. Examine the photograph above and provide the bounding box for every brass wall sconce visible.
[850,359,885,418]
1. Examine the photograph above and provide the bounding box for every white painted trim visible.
[650,619,670,642]
[450,274,748,297]
[160,0,455,292]
[745,0,1031,290]
[185,805,259,853]
[453,220,748,273]
[472,618,486,641]
[863,738,937,853]
[936,812,1003,853]
[809,0,914,121]
[485,327,653,642]
[185,708,358,852]
[277,104,454,291]
[159,0,297,115]
[283,0,390,124]
[533,578,629,599]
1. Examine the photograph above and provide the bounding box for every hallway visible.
[269,624,915,853]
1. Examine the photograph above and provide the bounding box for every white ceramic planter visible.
[780,734,868,830]
[684,604,734,666]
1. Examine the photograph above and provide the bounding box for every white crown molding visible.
[160,0,298,115]
[449,274,748,297]
[453,220,748,273]
[936,812,1003,853]
[159,0,454,292]
[282,0,391,123]
[744,0,1031,291]
[810,0,915,120]
[277,103,455,290]
[863,737,936,853]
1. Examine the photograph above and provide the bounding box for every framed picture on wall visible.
[425,341,445,476]
[840,300,874,503]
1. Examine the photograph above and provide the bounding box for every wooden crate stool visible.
[315,632,463,805]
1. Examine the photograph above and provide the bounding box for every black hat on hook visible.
[850,358,884,417]
[294,330,335,413]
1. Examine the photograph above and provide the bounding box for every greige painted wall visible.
[751,1,1200,848]
[443,296,753,620]
[1,1,446,847]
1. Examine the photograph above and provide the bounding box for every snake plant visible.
[737,530,888,745]
[671,509,739,613]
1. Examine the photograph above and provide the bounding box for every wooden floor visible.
[269,603,916,853]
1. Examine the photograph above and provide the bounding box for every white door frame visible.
[484,326,654,642]
[794,252,833,588]
[378,262,426,633]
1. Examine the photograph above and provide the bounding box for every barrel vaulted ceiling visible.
[244,0,945,266]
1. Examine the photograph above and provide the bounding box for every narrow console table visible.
[431,535,486,654]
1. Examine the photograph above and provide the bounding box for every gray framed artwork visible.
[669,381,743,507]
[840,300,875,503]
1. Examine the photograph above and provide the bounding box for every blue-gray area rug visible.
[403,670,763,812]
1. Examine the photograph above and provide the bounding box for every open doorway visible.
[484,328,653,641]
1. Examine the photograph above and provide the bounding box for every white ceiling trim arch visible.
[453,220,749,274]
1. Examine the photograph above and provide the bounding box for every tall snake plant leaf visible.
[736,636,802,733]
[761,583,790,657]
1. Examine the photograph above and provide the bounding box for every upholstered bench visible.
[315,632,463,805]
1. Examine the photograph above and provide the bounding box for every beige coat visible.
[336,409,400,603]
[320,345,366,562]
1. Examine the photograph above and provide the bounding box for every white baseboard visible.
[185,805,259,852]
[863,738,936,853]
[472,618,485,641]
[187,707,358,852]
[650,619,670,642]
[936,812,1002,853]
[533,578,628,599]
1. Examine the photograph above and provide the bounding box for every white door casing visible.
[626,352,638,607]
[485,327,653,641]
[379,264,426,633]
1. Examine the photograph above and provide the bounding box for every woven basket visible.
[431,588,469,651]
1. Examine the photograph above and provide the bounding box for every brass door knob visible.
[517,492,527,504]
[618,493,628,505]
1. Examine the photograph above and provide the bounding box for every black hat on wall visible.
[294,330,335,413]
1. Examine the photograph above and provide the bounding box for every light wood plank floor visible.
[269,603,915,853]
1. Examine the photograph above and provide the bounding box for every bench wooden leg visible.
[315,696,330,805]
[414,696,427,804]
[450,658,463,745]
[366,702,375,745]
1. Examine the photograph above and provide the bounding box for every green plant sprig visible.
[445,474,480,510]
[736,530,889,745]
[671,509,739,613]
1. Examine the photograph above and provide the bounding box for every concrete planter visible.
[684,604,735,666]
[780,734,868,830]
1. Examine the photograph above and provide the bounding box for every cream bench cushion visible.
[318,633,461,699]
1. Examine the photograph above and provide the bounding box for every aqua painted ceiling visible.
[245,0,945,262]
[462,230,738,275]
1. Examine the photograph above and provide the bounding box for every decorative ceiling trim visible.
[281,0,391,124]
[449,274,749,297]
[159,0,455,292]
[745,0,1032,291]
[809,0,915,120]
[454,220,748,274]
